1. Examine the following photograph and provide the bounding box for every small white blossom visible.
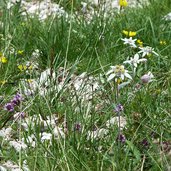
[106,116,127,130]
[41,132,52,142]
[121,37,137,48]
[9,140,27,152]
[53,127,65,139]
[106,65,132,81]
[123,53,147,68]
[87,128,108,140]
[138,46,159,57]
[0,127,13,140]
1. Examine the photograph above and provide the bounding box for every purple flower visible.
[4,103,14,112]
[141,138,149,147]
[114,104,124,113]
[74,123,81,131]
[11,93,23,106]
[117,134,126,143]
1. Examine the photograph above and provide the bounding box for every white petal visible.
[107,74,115,81]
[125,73,132,80]
[134,53,139,60]
[139,58,147,62]
[106,69,113,75]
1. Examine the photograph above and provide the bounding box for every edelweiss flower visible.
[123,53,147,68]
[138,46,159,57]
[106,65,132,81]
[9,140,27,152]
[121,37,137,48]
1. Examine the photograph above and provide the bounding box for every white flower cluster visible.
[6,0,68,20]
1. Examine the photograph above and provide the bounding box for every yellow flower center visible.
[119,0,128,7]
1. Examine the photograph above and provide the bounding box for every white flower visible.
[106,116,127,130]
[87,128,108,140]
[138,46,159,57]
[123,53,147,68]
[41,132,52,142]
[53,127,65,139]
[106,65,132,81]
[9,140,27,152]
[23,135,36,148]
[121,37,137,48]
[0,127,13,140]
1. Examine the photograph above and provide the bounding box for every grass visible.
[0,0,171,170]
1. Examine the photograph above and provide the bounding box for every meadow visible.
[0,0,171,170]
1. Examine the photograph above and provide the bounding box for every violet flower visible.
[117,134,126,143]
[114,104,124,113]
[4,103,14,112]
[11,93,23,106]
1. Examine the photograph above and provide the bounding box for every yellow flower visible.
[119,0,128,7]
[28,65,33,70]
[137,39,143,47]
[18,64,27,71]
[27,79,33,83]
[122,30,136,37]
[0,80,7,85]
[17,50,24,55]
[159,40,166,45]
[0,56,8,63]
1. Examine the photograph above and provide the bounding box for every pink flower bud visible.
[141,74,151,83]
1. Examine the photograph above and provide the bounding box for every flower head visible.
[159,40,167,45]
[141,72,154,84]
[0,56,8,63]
[121,37,137,48]
[17,50,24,55]
[123,30,136,37]
[114,104,124,113]
[106,65,132,81]
[137,39,143,47]
[123,53,147,68]
[138,46,159,57]
[4,103,14,112]
[11,93,23,106]
[117,134,126,143]
[119,0,128,7]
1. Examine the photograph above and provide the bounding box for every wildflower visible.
[106,65,132,82]
[0,80,7,85]
[159,40,167,45]
[119,0,128,7]
[18,64,27,71]
[138,46,159,57]
[123,53,147,68]
[0,56,8,63]
[141,138,149,147]
[106,116,126,130]
[123,30,136,37]
[114,104,124,113]
[0,127,13,140]
[141,72,154,84]
[17,50,24,55]
[121,37,137,48]
[137,39,143,47]
[41,132,52,142]
[11,93,23,106]
[9,140,27,152]
[74,123,82,131]
[4,103,14,112]
[117,134,126,143]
